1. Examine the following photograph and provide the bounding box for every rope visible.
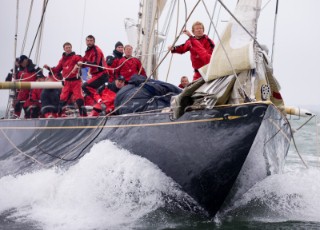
[157,0,177,61]
[77,50,167,73]
[262,0,273,11]
[296,114,315,132]
[18,69,43,81]
[28,0,49,57]
[291,130,309,169]
[0,129,46,167]
[216,0,263,49]
[35,116,108,166]
[315,116,320,162]
[35,0,47,65]
[183,0,188,27]
[207,0,218,36]
[271,0,279,64]
[79,0,87,54]
[104,0,202,118]
[212,4,222,40]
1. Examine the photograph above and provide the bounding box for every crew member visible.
[44,42,87,117]
[90,75,126,116]
[116,44,146,83]
[106,41,124,82]
[77,35,109,104]
[14,55,44,118]
[169,21,215,81]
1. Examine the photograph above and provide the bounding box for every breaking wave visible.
[218,167,320,223]
[0,140,200,230]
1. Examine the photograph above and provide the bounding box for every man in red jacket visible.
[106,41,124,83]
[117,44,146,83]
[169,21,215,81]
[14,55,44,118]
[44,42,87,117]
[77,35,109,104]
[89,75,126,116]
[178,76,190,89]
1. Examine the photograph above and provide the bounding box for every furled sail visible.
[200,0,262,82]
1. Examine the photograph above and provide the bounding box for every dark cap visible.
[117,75,125,81]
[19,55,28,63]
[115,41,123,49]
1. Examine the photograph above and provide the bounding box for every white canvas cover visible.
[200,0,262,82]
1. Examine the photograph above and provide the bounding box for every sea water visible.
[0,109,320,229]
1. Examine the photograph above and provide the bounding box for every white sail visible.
[201,0,262,81]
[124,18,139,51]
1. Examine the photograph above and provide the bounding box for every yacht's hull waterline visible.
[0,102,291,217]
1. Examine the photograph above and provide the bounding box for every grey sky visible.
[0,0,319,110]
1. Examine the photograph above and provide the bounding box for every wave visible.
[218,168,320,223]
[0,140,200,230]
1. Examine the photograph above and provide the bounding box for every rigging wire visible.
[201,0,251,101]
[207,0,218,36]
[35,0,47,64]
[28,0,49,58]
[288,120,309,169]
[315,116,320,162]
[295,114,316,132]
[216,0,262,49]
[271,0,279,64]
[0,129,46,167]
[5,0,20,119]
[165,0,180,83]
[262,0,273,10]
[21,0,34,55]
[79,0,87,54]
[183,0,187,28]
[212,4,222,40]
[157,0,177,60]
[104,0,203,119]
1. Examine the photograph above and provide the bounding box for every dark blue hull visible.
[0,102,291,217]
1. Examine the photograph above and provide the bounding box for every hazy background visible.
[1,0,319,112]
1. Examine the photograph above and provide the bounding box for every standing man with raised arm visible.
[76,35,109,104]
[44,42,87,117]
[169,21,215,81]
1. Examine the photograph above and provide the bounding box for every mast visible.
[136,0,167,79]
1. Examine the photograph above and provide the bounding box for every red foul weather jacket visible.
[92,88,116,115]
[117,56,146,82]
[16,63,43,100]
[81,45,107,76]
[172,35,214,80]
[51,52,82,79]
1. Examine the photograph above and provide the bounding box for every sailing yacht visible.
[0,0,302,217]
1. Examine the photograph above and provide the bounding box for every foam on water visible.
[221,167,320,222]
[0,140,185,230]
